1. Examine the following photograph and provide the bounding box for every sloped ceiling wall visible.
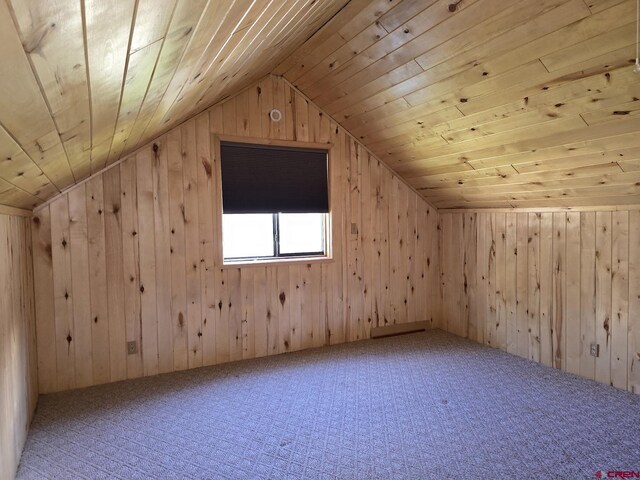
[0,0,349,210]
[277,0,640,209]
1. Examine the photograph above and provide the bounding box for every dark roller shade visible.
[221,142,329,214]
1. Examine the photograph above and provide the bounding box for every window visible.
[222,213,326,261]
[220,140,330,263]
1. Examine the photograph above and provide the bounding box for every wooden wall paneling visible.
[136,149,159,376]
[438,213,451,332]
[412,198,423,323]
[0,213,38,480]
[611,210,629,390]
[310,264,324,348]
[181,121,203,367]
[266,268,279,355]
[103,168,127,382]
[32,207,56,392]
[49,196,75,391]
[565,212,581,375]
[595,211,613,385]
[539,213,553,367]
[474,213,487,343]
[240,269,256,360]
[196,113,216,366]
[67,185,93,388]
[253,267,268,358]
[328,121,344,343]
[505,213,517,354]
[152,138,173,374]
[299,265,313,349]
[277,267,291,353]
[31,76,440,393]
[580,212,596,379]
[209,104,228,365]
[374,159,389,330]
[551,212,567,371]
[120,158,143,379]
[361,153,374,338]
[450,212,464,338]
[527,213,541,362]
[515,213,529,358]
[228,268,243,362]
[486,214,496,346]
[494,213,506,349]
[86,176,110,385]
[629,211,640,393]
[400,181,412,325]
[440,206,639,394]
[462,213,477,341]
[347,141,363,339]
[287,266,302,353]
[167,128,188,371]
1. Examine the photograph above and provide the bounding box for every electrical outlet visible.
[590,343,599,358]
[127,341,138,355]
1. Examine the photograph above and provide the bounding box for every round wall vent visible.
[269,108,282,122]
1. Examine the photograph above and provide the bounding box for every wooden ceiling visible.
[0,0,349,210]
[277,0,640,209]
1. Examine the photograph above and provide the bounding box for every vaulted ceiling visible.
[278,0,640,209]
[0,0,349,210]
[0,0,638,211]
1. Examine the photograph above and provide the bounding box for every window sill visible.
[221,256,333,269]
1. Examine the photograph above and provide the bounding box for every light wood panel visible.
[0,213,38,480]
[0,0,350,210]
[32,76,439,393]
[281,0,640,208]
[438,210,640,393]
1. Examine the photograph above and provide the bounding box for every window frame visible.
[214,135,334,268]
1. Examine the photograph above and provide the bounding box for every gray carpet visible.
[16,330,640,479]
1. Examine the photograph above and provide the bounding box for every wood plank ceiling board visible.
[0,0,350,210]
[280,0,640,209]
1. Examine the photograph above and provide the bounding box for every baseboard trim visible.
[370,321,431,339]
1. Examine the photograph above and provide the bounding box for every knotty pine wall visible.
[438,210,640,394]
[31,75,439,394]
[0,213,38,480]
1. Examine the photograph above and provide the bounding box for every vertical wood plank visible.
[565,212,581,375]
[552,212,566,371]
[103,168,127,382]
[68,185,92,388]
[136,148,159,376]
[628,211,640,394]
[611,210,628,390]
[152,138,173,374]
[50,196,75,391]
[595,211,612,385]
[32,207,56,393]
[580,212,596,380]
[539,212,553,367]
[120,158,143,379]
[505,213,517,354]
[516,213,528,359]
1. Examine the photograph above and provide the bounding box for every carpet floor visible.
[16,330,640,479]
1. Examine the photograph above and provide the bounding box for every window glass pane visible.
[223,214,274,259]
[279,213,325,255]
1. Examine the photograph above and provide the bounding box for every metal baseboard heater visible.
[370,321,431,339]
